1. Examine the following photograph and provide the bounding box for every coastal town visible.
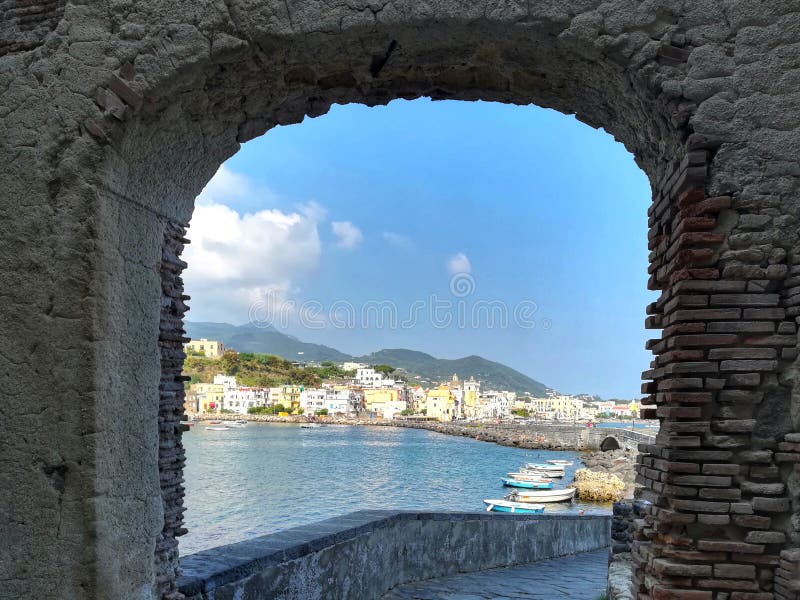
[183,338,640,422]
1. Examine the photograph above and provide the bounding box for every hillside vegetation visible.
[185,322,548,395]
[184,351,353,388]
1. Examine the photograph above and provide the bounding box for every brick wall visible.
[157,222,190,600]
[634,138,800,599]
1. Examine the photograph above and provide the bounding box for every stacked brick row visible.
[0,0,65,57]
[772,433,800,600]
[157,221,190,600]
[613,500,651,556]
[633,137,799,600]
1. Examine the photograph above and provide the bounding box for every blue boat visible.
[484,499,545,514]
[501,478,553,489]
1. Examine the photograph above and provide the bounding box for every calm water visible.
[181,424,609,554]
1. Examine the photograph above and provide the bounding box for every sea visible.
[181,423,611,555]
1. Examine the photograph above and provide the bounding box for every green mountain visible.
[184,322,350,362]
[357,349,548,396]
[184,322,548,395]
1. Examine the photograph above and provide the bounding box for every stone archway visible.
[601,436,622,452]
[2,2,800,600]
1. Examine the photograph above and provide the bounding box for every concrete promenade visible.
[382,548,608,600]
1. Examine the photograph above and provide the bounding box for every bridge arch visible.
[2,2,800,600]
[599,436,621,452]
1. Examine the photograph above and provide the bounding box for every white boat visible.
[483,499,546,514]
[521,466,565,478]
[300,423,321,429]
[205,426,229,431]
[506,472,553,482]
[507,487,577,503]
[545,459,574,466]
[228,420,247,427]
[525,462,566,472]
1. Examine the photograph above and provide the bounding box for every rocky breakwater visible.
[580,448,638,496]
[388,420,588,451]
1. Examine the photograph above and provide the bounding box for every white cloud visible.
[446,252,472,275]
[331,221,363,249]
[196,164,277,207]
[382,231,413,248]
[183,168,326,324]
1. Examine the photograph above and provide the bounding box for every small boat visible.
[522,464,565,478]
[208,420,222,425]
[228,420,247,427]
[300,423,321,429]
[506,472,553,482]
[545,459,574,466]
[525,462,566,472]
[484,499,545,514]
[522,468,565,479]
[506,487,577,503]
[501,478,553,489]
[205,426,229,431]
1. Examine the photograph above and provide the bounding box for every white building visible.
[325,388,359,415]
[380,400,408,420]
[477,392,511,419]
[342,362,368,372]
[300,387,360,416]
[222,387,268,414]
[355,368,385,388]
[299,389,327,415]
[213,374,237,390]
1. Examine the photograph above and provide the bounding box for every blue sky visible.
[184,98,655,399]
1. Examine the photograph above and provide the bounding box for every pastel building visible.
[426,386,456,421]
[363,388,406,419]
[187,382,225,413]
[269,385,302,411]
[184,338,226,358]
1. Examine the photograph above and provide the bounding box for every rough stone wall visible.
[2,2,800,599]
[0,0,65,57]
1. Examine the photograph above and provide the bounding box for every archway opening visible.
[177,97,653,556]
[600,436,622,452]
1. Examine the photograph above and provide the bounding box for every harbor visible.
[181,421,614,554]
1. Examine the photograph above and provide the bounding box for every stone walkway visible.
[381,549,608,600]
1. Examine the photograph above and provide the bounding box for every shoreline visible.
[187,413,644,453]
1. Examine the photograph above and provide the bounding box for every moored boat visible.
[506,472,553,482]
[522,468,565,478]
[525,462,566,471]
[545,459,574,466]
[506,487,577,503]
[484,499,545,514]
[501,478,553,489]
[205,426,229,431]
[228,420,247,427]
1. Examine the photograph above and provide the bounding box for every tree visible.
[315,408,329,416]
[220,350,241,375]
[374,364,396,375]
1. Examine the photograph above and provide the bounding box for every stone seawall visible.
[192,413,652,452]
[177,511,610,600]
